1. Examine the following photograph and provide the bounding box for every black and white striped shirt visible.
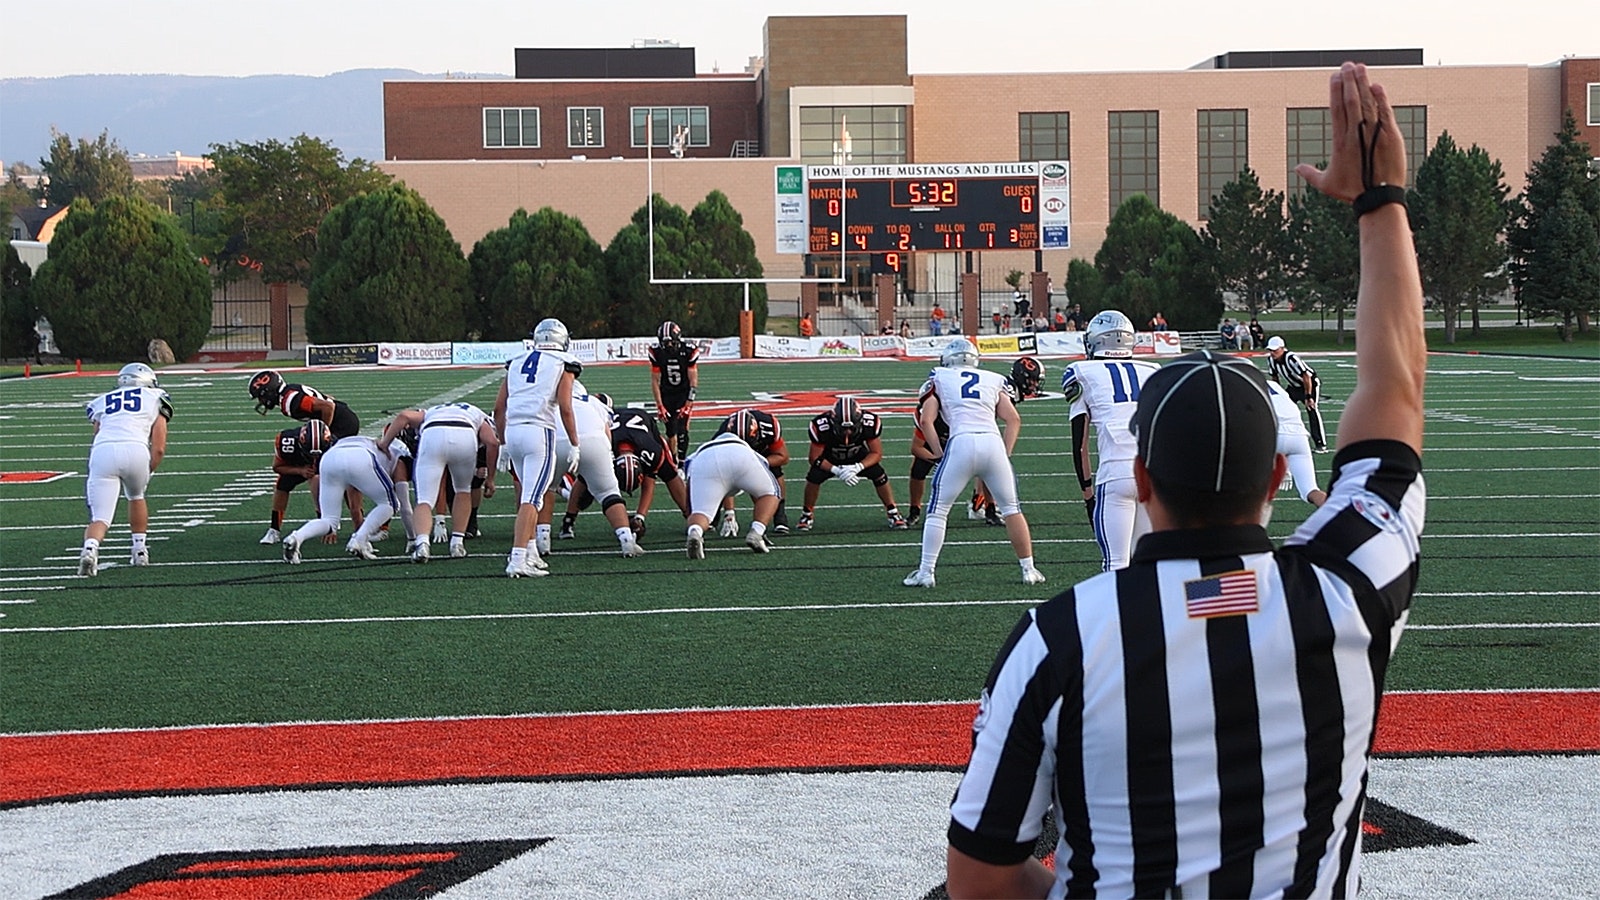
[949,439,1425,898]
[1268,351,1318,398]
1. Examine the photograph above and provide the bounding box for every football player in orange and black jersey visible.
[906,373,951,528]
[713,407,793,534]
[649,321,699,461]
[248,369,361,438]
[259,422,328,545]
[559,405,689,540]
[798,396,908,532]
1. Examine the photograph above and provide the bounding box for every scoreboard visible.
[807,163,1044,257]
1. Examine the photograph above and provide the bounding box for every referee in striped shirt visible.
[947,62,1427,899]
[1266,335,1328,452]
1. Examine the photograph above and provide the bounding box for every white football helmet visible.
[531,317,570,350]
[117,362,158,388]
[1084,310,1136,359]
[940,337,980,369]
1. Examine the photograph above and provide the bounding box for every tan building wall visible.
[763,16,910,160]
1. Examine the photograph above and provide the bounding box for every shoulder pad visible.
[158,393,174,421]
[563,359,583,376]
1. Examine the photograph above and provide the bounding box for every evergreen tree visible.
[605,194,697,336]
[31,196,211,360]
[1522,188,1600,341]
[1064,258,1103,310]
[1409,132,1510,342]
[209,135,392,286]
[1094,195,1218,330]
[1201,167,1289,316]
[38,129,136,206]
[2,243,36,358]
[1508,111,1600,334]
[1286,186,1360,343]
[686,190,768,335]
[469,207,608,340]
[306,184,470,343]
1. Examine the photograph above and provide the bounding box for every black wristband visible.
[1353,184,1407,218]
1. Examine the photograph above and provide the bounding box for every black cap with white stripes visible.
[1131,351,1278,493]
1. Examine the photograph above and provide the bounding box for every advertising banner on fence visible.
[702,337,743,361]
[1034,332,1086,357]
[1144,330,1182,355]
[974,333,1038,356]
[860,334,906,358]
[755,335,817,359]
[305,343,379,366]
[451,342,525,366]
[378,342,453,366]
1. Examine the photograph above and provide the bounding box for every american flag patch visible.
[1184,569,1259,618]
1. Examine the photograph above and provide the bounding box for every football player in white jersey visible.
[280,425,407,564]
[545,380,644,558]
[1062,310,1162,571]
[78,363,173,576]
[379,402,500,562]
[494,318,583,577]
[1267,379,1328,507]
[680,415,782,559]
[904,338,1044,588]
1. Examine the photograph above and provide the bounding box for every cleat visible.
[1021,566,1047,585]
[527,554,550,570]
[906,506,922,528]
[903,569,936,588]
[129,548,150,567]
[967,497,985,520]
[558,521,576,540]
[745,529,772,553]
[283,536,302,565]
[1314,444,1329,453]
[686,532,705,560]
[984,508,1005,527]
[796,512,814,532]
[449,540,468,559]
[506,558,548,578]
[772,507,789,535]
[464,525,481,539]
[259,527,281,545]
[346,538,378,560]
[373,525,390,542]
[431,519,449,544]
[888,512,909,530]
[411,540,431,563]
[620,535,645,558]
[78,546,99,577]
[719,511,739,538]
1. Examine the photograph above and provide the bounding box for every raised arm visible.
[1295,62,1425,453]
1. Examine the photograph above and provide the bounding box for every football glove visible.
[719,510,739,538]
[1084,495,1096,524]
[836,463,863,486]
[565,443,582,475]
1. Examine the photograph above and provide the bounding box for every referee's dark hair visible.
[1131,350,1280,526]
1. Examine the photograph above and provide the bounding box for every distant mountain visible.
[0,69,507,170]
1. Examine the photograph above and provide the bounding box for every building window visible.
[1198,109,1248,219]
[568,108,604,148]
[1285,107,1331,199]
[1392,105,1427,191]
[797,106,907,165]
[1109,110,1159,214]
[631,107,709,149]
[1589,83,1599,126]
[484,108,540,149]
[1019,112,1070,162]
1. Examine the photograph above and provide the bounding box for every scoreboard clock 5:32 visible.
[807,163,1042,257]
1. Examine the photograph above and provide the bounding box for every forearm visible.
[1345,205,1426,449]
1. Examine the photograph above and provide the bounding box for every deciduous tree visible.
[37,129,135,206]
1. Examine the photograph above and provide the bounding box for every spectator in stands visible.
[900,320,912,339]
[1149,311,1169,331]
[1219,317,1238,349]
[993,309,1003,333]
[930,303,947,336]
[799,313,815,338]
[1068,303,1087,330]
[1249,316,1267,349]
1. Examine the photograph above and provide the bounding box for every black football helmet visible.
[297,420,332,458]
[614,452,643,495]
[831,396,863,441]
[728,409,763,445]
[657,320,683,348]
[1011,356,1044,398]
[248,370,285,414]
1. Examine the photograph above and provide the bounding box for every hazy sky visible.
[1,0,1590,79]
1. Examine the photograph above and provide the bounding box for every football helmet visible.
[1011,356,1044,398]
[831,396,864,441]
[117,362,158,388]
[614,452,643,494]
[530,318,571,351]
[728,409,763,445]
[590,392,613,411]
[249,370,285,414]
[1084,310,1136,359]
[657,320,683,347]
[940,337,980,369]
[297,420,332,457]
